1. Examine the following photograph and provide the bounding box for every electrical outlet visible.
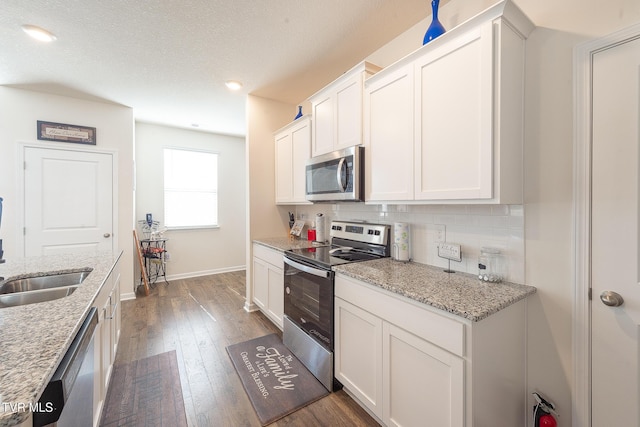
[434,224,446,242]
[438,243,462,262]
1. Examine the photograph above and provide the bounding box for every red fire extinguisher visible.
[533,392,558,427]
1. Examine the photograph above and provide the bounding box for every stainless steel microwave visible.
[306,146,364,202]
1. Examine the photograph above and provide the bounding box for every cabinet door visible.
[110,279,121,363]
[252,257,269,309]
[383,323,464,427]
[93,318,104,427]
[335,297,384,418]
[335,77,361,150]
[365,64,415,201]
[267,267,284,328]
[414,24,493,200]
[101,296,113,398]
[312,94,335,156]
[291,118,311,203]
[275,131,294,203]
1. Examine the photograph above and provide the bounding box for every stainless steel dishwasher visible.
[34,307,98,427]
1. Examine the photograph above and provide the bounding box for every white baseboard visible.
[121,292,136,301]
[244,301,258,312]
[165,265,245,281]
[120,265,246,301]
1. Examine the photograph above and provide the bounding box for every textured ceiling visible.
[0,0,430,136]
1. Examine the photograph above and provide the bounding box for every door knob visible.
[103,233,111,238]
[600,290,624,307]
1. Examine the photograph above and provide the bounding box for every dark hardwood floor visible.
[114,272,380,426]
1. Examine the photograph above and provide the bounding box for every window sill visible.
[166,225,220,231]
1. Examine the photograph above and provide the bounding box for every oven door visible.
[283,255,334,350]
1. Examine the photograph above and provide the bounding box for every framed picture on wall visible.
[37,120,96,145]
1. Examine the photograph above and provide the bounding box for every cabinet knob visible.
[103,233,111,238]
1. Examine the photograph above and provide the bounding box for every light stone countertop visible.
[333,258,536,322]
[253,237,536,322]
[0,250,123,427]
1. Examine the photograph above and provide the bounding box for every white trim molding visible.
[573,22,640,427]
[165,265,246,282]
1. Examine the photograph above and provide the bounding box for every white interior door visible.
[24,147,113,256]
[591,35,640,426]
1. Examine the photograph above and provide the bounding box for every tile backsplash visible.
[294,203,524,284]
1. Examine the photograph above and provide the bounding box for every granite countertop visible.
[253,236,326,252]
[0,250,122,427]
[333,258,536,322]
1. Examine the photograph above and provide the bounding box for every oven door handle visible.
[284,256,332,278]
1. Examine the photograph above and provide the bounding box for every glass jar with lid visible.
[478,247,504,283]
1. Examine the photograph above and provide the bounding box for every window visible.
[163,148,218,228]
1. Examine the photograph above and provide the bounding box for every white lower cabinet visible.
[94,257,121,426]
[335,294,463,427]
[252,243,284,329]
[334,297,384,417]
[383,323,464,427]
[335,273,527,427]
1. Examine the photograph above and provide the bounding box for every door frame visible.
[573,22,640,427]
[17,141,119,257]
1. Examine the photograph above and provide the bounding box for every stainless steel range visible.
[283,220,391,391]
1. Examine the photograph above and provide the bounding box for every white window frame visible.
[163,147,219,230]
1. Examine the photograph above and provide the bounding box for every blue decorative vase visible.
[294,105,303,120]
[423,0,445,45]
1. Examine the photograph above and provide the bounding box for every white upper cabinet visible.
[310,61,381,157]
[275,115,311,205]
[365,63,415,201]
[414,24,494,201]
[365,0,534,204]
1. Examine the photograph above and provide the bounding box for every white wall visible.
[0,86,135,298]
[245,95,297,310]
[135,122,246,279]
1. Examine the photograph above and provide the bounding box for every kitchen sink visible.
[0,270,91,308]
[0,286,80,308]
[0,271,91,295]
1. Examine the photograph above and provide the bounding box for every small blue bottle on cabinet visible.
[423,0,446,45]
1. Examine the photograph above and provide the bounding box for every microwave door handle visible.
[336,158,346,192]
[284,257,331,278]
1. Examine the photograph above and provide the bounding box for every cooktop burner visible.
[285,221,391,269]
[286,246,383,269]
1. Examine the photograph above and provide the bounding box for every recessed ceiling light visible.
[22,24,57,42]
[225,80,243,91]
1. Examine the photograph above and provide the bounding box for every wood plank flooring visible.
[113,271,380,426]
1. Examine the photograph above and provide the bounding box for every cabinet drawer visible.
[253,244,284,269]
[336,274,465,357]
